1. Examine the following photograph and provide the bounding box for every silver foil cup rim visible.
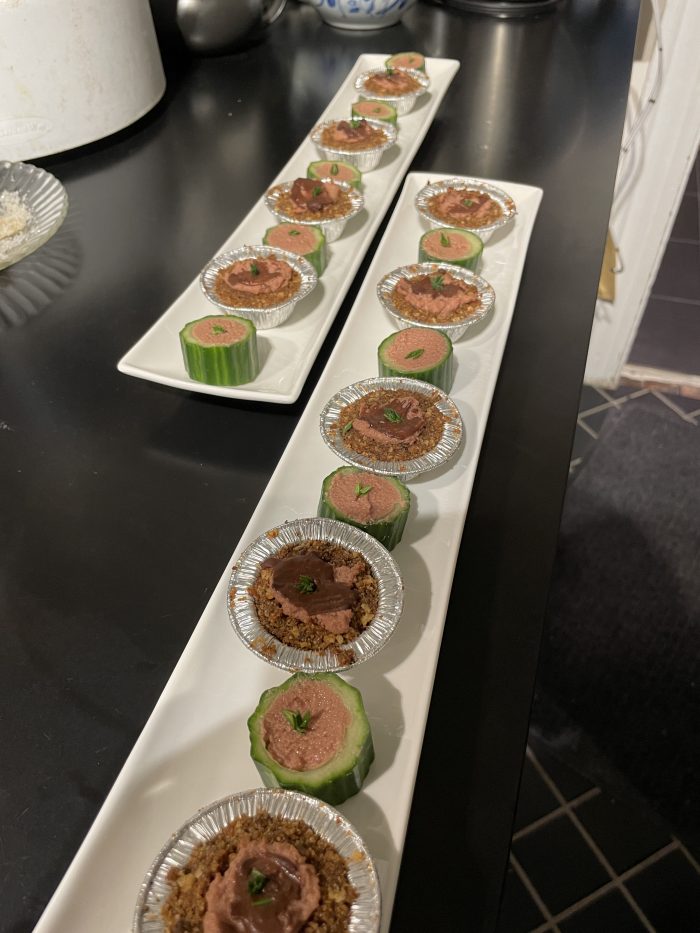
[354,67,430,104]
[199,245,317,316]
[133,787,381,933]
[376,261,496,337]
[415,177,517,237]
[310,118,398,160]
[320,376,464,481]
[264,178,364,230]
[228,517,404,673]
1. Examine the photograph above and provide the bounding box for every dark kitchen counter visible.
[0,2,639,930]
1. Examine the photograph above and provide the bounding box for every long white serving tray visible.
[117,54,459,404]
[35,173,541,933]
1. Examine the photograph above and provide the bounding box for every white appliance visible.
[0,0,166,162]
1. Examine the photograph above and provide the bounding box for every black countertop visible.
[0,2,639,931]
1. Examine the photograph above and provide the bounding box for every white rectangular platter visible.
[36,173,541,933]
[117,54,459,404]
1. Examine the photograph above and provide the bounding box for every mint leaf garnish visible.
[296,575,316,594]
[288,229,300,237]
[405,348,425,360]
[248,868,267,895]
[251,897,274,907]
[250,261,260,276]
[440,232,450,247]
[430,274,445,291]
[463,198,474,207]
[311,185,323,197]
[283,709,312,733]
[211,324,226,335]
[384,408,402,423]
[330,163,339,175]
[355,483,372,497]
[342,421,353,435]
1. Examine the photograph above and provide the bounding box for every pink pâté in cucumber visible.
[350,99,398,126]
[179,315,258,386]
[378,327,454,393]
[307,159,362,190]
[318,466,410,551]
[385,51,426,73]
[263,222,327,277]
[248,672,374,805]
[418,227,484,271]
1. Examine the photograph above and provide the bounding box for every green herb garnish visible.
[355,483,372,497]
[248,868,267,896]
[342,421,353,435]
[251,897,274,908]
[384,408,402,423]
[288,229,300,236]
[430,274,445,291]
[283,709,312,733]
[296,574,316,594]
[250,261,260,276]
[330,163,339,175]
[350,119,362,129]
[311,185,323,197]
[386,67,394,76]
[463,198,474,207]
[405,348,425,360]
[440,232,451,247]
[211,324,226,335]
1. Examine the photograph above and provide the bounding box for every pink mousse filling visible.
[421,229,474,261]
[265,224,318,255]
[223,258,292,295]
[383,328,449,371]
[190,317,248,345]
[329,471,402,523]
[203,840,320,933]
[263,680,351,770]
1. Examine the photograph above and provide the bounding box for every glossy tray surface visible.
[117,54,459,404]
[35,173,541,933]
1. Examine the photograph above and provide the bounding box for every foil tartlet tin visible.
[228,517,404,673]
[265,178,364,243]
[415,177,517,242]
[133,787,381,933]
[310,118,398,173]
[320,376,463,482]
[377,261,496,341]
[354,67,430,117]
[200,245,317,329]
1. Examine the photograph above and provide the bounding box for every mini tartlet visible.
[310,118,397,173]
[377,261,495,341]
[415,177,516,241]
[265,177,364,243]
[320,376,463,482]
[228,517,403,673]
[200,245,317,329]
[133,787,381,933]
[354,67,429,116]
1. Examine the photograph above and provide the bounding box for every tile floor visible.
[498,384,700,933]
[628,152,700,375]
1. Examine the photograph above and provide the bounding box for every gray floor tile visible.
[652,241,700,301]
[628,296,700,373]
[670,194,700,242]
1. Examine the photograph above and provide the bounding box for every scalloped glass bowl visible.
[0,162,68,271]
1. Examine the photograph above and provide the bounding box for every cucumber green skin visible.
[248,672,374,806]
[377,332,454,394]
[317,466,410,551]
[180,317,258,386]
[351,100,398,126]
[307,160,362,191]
[418,229,483,271]
[263,224,327,278]
[385,52,426,73]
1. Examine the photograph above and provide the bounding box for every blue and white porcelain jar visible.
[309,0,417,30]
